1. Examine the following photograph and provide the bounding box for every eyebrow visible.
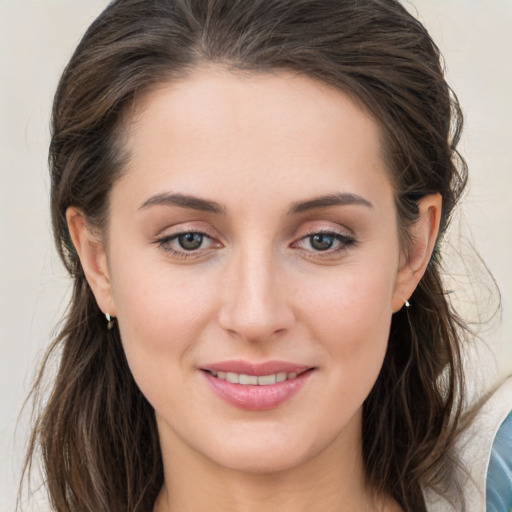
[139,193,225,214]
[138,191,373,215]
[287,193,373,214]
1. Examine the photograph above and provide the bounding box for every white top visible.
[424,377,512,511]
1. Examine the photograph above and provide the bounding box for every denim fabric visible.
[486,412,512,512]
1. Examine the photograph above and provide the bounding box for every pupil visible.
[178,233,203,250]
[311,234,334,251]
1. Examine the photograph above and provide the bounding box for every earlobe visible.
[66,207,117,317]
[392,193,442,312]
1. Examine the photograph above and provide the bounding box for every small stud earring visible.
[405,299,410,308]
[106,313,115,330]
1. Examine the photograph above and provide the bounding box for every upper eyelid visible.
[153,222,217,239]
[296,226,354,240]
[290,216,355,235]
[159,227,210,237]
[296,231,355,245]
[156,230,214,246]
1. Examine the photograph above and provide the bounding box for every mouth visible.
[203,369,309,386]
[200,361,316,411]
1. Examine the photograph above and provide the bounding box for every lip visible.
[203,360,311,376]
[200,360,315,411]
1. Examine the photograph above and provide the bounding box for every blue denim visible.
[486,412,512,512]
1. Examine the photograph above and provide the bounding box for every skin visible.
[68,67,441,512]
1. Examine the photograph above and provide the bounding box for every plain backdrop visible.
[1,0,511,509]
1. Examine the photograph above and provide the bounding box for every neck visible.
[153,414,400,512]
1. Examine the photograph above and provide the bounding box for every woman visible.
[22,0,511,511]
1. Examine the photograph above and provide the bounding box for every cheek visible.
[299,257,397,387]
[108,256,216,386]
[112,254,209,331]
[303,259,396,334]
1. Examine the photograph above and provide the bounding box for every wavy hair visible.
[22,1,469,510]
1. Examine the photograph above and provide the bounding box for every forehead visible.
[128,66,382,152]
[115,66,393,214]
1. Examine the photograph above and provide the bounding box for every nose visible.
[218,247,295,343]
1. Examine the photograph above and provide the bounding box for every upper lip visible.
[201,360,313,376]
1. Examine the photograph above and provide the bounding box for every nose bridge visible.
[219,242,292,341]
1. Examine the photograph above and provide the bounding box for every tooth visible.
[226,372,239,384]
[239,374,258,385]
[214,371,298,384]
[276,372,287,383]
[258,374,277,385]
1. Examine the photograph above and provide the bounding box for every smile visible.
[201,362,315,410]
[207,370,299,385]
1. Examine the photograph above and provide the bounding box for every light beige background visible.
[1,1,511,509]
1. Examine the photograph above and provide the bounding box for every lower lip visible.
[202,370,314,411]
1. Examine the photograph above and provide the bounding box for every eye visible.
[155,230,220,259]
[294,230,356,255]
[309,233,336,251]
[177,232,204,251]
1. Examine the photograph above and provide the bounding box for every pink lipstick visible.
[200,360,315,411]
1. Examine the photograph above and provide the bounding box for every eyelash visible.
[155,228,357,259]
[155,230,217,259]
[293,229,357,256]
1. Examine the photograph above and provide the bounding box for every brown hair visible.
[22,1,469,510]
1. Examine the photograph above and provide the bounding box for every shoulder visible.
[425,377,512,512]
[486,410,512,512]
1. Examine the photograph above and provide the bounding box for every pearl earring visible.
[106,313,115,330]
[405,299,410,308]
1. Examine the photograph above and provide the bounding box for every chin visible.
[198,425,341,476]
[210,447,310,475]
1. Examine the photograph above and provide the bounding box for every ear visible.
[391,193,442,313]
[66,207,117,317]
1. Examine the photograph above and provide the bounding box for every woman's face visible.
[91,68,415,473]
